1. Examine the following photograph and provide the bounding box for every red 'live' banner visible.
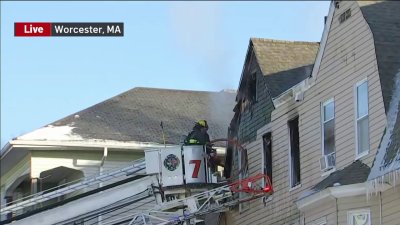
[14,23,52,37]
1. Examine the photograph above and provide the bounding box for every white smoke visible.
[168,2,234,91]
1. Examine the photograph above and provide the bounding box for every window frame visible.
[354,79,370,159]
[321,98,336,157]
[261,132,273,204]
[347,209,371,225]
[261,133,272,187]
[238,146,250,213]
[249,71,258,103]
[288,116,301,189]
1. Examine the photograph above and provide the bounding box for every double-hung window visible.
[321,99,336,171]
[355,80,369,158]
[322,99,335,156]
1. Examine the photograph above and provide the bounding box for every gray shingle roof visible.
[251,38,319,98]
[359,1,400,112]
[299,161,370,200]
[357,1,400,180]
[50,87,236,144]
[312,161,370,192]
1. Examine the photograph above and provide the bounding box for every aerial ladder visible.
[0,158,146,216]
[1,140,273,225]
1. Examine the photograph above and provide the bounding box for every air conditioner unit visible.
[320,153,335,171]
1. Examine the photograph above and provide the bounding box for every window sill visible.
[321,168,336,177]
[289,184,302,192]
[355,151,369,161]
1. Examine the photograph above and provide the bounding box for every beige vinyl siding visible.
[299,0,385,174]
[337,195,380,225]
[303,200,336,225]
[381,188,400,225]
[295,1,386,225]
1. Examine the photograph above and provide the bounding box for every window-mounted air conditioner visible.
[320,152,335,171]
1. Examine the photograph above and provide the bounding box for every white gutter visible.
[295,183,392,211]
[8,139,174,151]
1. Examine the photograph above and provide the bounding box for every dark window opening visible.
[263,133,272,185]
[248,72,257,102]
[339,8,351,24]
[289,117,300,187]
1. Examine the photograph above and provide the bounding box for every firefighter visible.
[185,120,220,172]
[184,120,210,145]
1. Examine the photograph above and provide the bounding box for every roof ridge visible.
[133,87,234,94]
[250,37,319,45]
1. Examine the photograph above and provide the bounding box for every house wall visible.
[336,194,380,225]
[1,155,31,193]
[302,198,337,225]
[225,1,387,225]
[30,150,143,179]
[230,46,275,181]
[237,47,275,144]
[381,187,400,225]
[302,0,385,173]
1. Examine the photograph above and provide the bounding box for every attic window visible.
[339,9,351,24]
[249,72,257,102]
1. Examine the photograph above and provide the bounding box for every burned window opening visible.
[289,116,300,187]
[263,133,273,185]
[339,8,351,24]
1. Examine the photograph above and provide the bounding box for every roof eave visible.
[8,139,175,151]
[296,183,376,211]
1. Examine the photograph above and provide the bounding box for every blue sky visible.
[1,1,330,148]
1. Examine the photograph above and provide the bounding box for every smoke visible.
[168,2,234,91]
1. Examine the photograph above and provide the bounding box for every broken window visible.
[288,117,300,187]
[249,72,257,102]
[262,133,272,185]
[339,8,351,24]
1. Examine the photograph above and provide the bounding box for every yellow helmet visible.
[197,120,208,128]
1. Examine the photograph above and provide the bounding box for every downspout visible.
[99,147,108,187]
[379,191,382,225]
[98,147,108,225]
[335,197,338,225]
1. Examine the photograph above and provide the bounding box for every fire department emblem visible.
[163,154,180,171]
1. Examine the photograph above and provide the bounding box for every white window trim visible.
[289,183,302,192]
[347,209,371,225]
[288,116,301,189]
[321,167,336,177]
[321,98,335,157]
[354,79,370,160]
